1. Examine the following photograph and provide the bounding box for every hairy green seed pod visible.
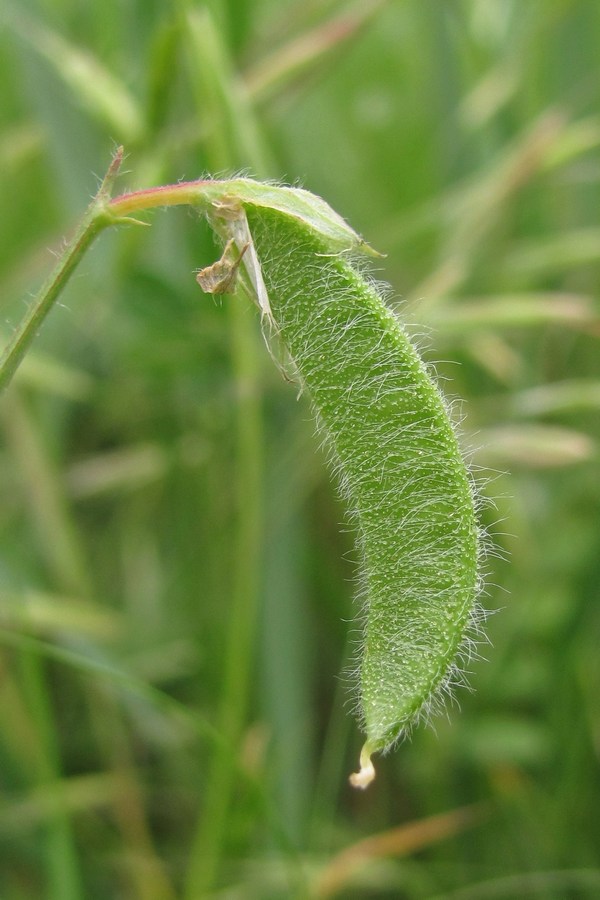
[0,156,482,789]
[195,182,481,788]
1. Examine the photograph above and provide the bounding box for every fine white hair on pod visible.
[196,181,483,789]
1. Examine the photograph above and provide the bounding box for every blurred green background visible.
[1,1,600,897]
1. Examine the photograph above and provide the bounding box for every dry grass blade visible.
[5,5,144,142]
[407,110,567,307]
[511,381,600,417]
[314,804,486,898]
[428,293,596,334]
[477,425,595,468]
[0,774,120,835]
[245,0,389,103]
[0,590,122,641]
[504,228,600,277]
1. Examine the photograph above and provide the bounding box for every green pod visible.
[196,183,481,788]
[0,157,482,789]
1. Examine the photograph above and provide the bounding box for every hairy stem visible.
[0,148,124,393]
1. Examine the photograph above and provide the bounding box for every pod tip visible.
[349,745,376,789]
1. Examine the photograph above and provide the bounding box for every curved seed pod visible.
[197,183,481,789]
[1,159,481,785]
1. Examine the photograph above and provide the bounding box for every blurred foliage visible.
[1,0,599,897]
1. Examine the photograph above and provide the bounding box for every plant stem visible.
[0,213,105,393]
[0,148,124,393]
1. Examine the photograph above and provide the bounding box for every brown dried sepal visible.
[196,238,249,295]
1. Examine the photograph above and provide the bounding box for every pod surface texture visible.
[246,204,480,756]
